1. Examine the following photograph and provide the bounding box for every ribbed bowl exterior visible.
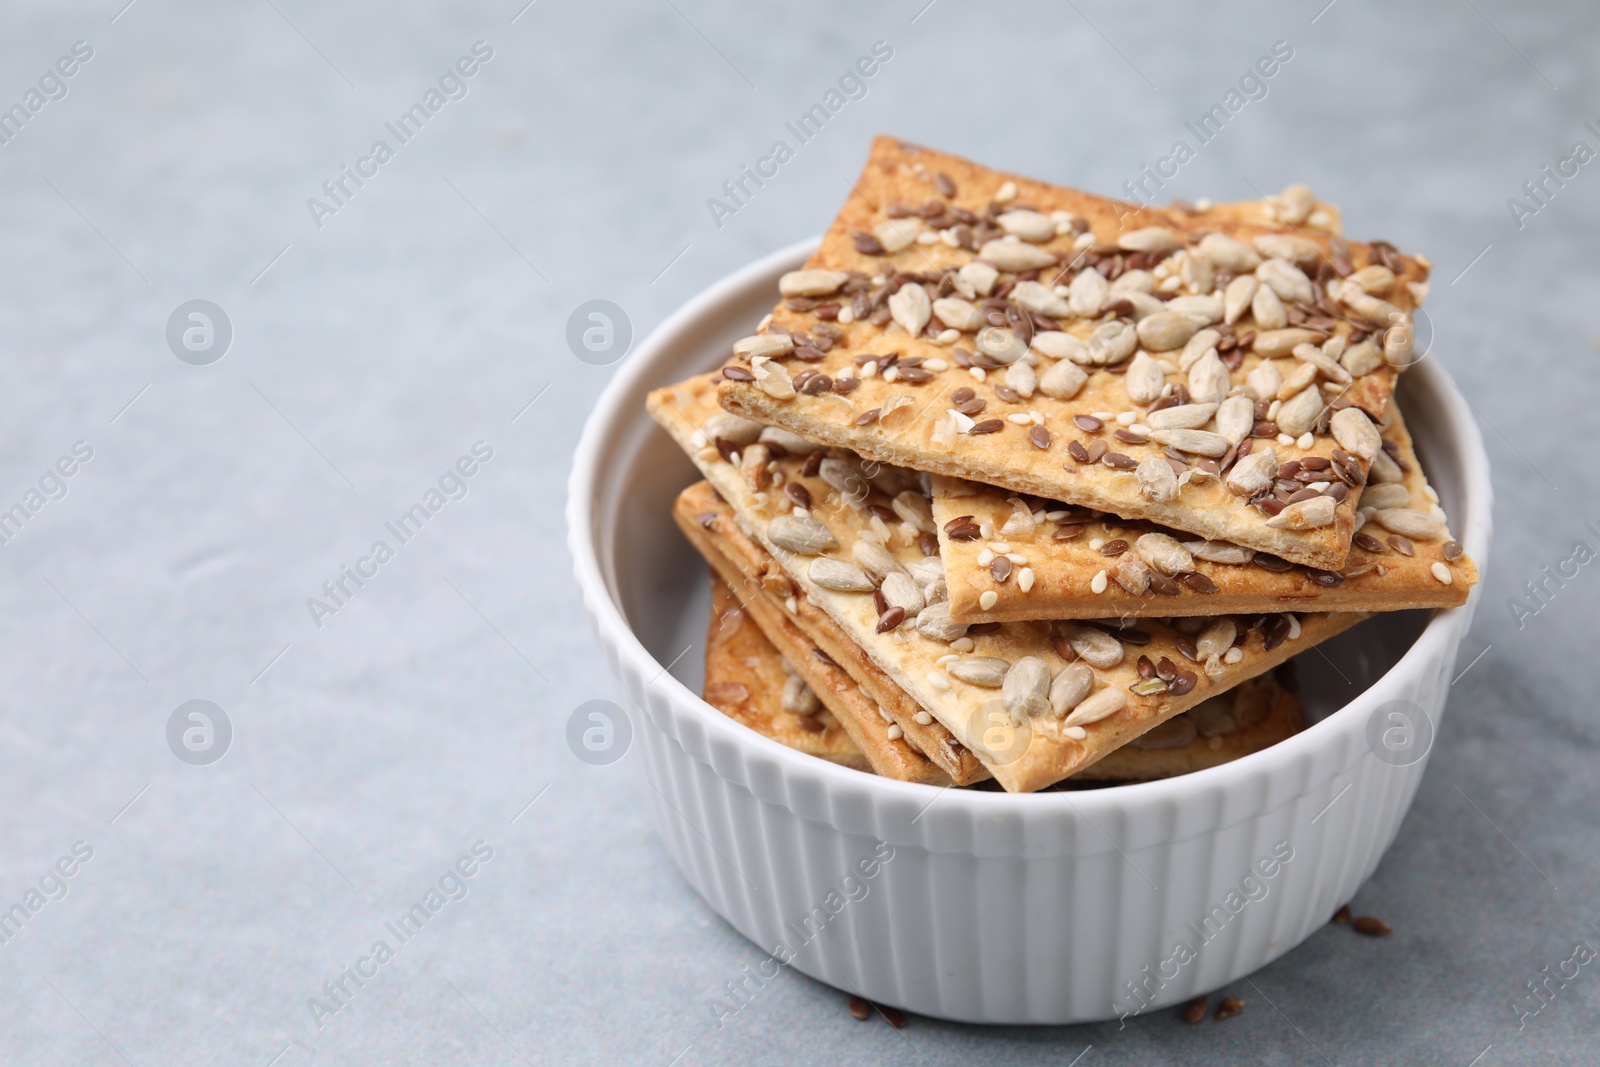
[569,238,1491,1024]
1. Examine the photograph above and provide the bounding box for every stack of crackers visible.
[648,137,1477,792]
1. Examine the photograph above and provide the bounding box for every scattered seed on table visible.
[848,995,870,1021]
[1183,996,1208,1024]
[1353,916,1392,937]
[1214,996,1245,1020]
[1332,904,1352,924]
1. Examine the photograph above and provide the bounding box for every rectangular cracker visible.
[700,490,1306,785]
[650,372,1365,792]
[678,482,982,785]
[935,400,1478,621]
[715,136,1431,570]
[694,483,1305,783]
[702,574,872,772]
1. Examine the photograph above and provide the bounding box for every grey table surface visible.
[0,0,1594,1063]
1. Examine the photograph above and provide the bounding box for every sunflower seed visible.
[1185,350,1230,405]
[1003,656,1053,719]
[1252,233,1319,265]
[1345,264,1396,295]
[879,571,926,617]
[1178,329,1222,371]
[1063,687,1127,727]
[1149,428,1230,457]
[1183,539,1254,564]
[1135,456,1179,502]
[1215,395,1255,445]
[1009,279,1069,318]
[1049,661,1094,717]
[958,260,998,297]
[1367,447,1403,484]
[1124,351,1166,404]
[1330,407,1381,460]
[704,411,764,446]
[933,296,984,331]
[977,326,1028,364]
[1372,507,1443,538]
[997,209,1056,242]
[1251,283,1288,330]
[751,359,797,399]
[808,557,874,592]
[1147,402,1218,430]
[874,217,922,253]
[1168,294,1224,325]
[1062,624,1125,668]
[1136,311,1198,352]
[1341,339,1383,377]
[999,362,1035,401]
[1087,321,1139,365]
[852,540,905,583]
[1361,483,1410,510]
[1265,495,1337,529]
[1030,359,1087,403]
[1222,274,1258,325]
[1068,267,1109,317]
[948,656,1009,687]
[1196,619,1237,660]
[1257,258,1315,305]
[1339,287,1405,329]
[1117,226,1180,255]
[1135,532,1195,575]
[1113,555,1152,594]
[779,269,849,297]
[1252,327,1322,358]
[1292,343,1353,385]
[778,672,821,715]
[768,514,837,554]
[889,282,932,337]
[1180,250,1215,293]
[1275,385,1324,437]
[1244,360,1282,401]
[733,333,795,359]
[979,238,1057,272]
[1227,446,1278,495]
[1198,233,1261,272]
[916,601,968,642]
[1431,561,1454,584]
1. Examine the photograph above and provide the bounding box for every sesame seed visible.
[785,596,798,614]
[887,724,904,740]
[1090,569,1108,594]
[838,306,855,324]
[924,358,949,371]
[914,711,934,725]
[1297,432,1314,449]
[926,671,950,691]
[996,180,1017,202]
[1089,537,1106,551]
[979,590,999,610]
[1223,647,1243,664]
[691,430,708,448]
[936,328,959,344]
[1007,413,1033,425]
[936,653,959,667]
[1116,411,1138,425]
[977,549,994,566]
[950,637,975,652]
[1065,726,1087,740]
[1092,411,1116,421]
[861,360,878,378]
[969,367,987,381]
[1431,561,1453,584]
[1018,567,1036,592]
[989,542,1012,552]
[878,705,893,723]
[1277,433,1295,446]
[1287,615,1302,640]
[1006,553,1027,564]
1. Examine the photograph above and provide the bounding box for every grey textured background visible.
[0,0,1593,1063]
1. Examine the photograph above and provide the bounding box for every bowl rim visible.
[568,236,1493,814]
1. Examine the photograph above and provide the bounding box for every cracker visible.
[694,484,1306,785]
[677,482,979,785]
[702,574,871,771]
[715,136,1430,569]
[651,372,1364,792]
[935,400,1478,621]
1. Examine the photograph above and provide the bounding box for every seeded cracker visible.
[682,481,1307,785]
[702,575,872,771]
[934,401,1477,621]
[649,372,1362,792]
[715,137,1431,570]
[677,482,981,784]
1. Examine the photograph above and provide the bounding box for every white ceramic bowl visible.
[568,237,1492,1024]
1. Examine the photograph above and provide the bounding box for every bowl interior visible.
[595,238,1475,773]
